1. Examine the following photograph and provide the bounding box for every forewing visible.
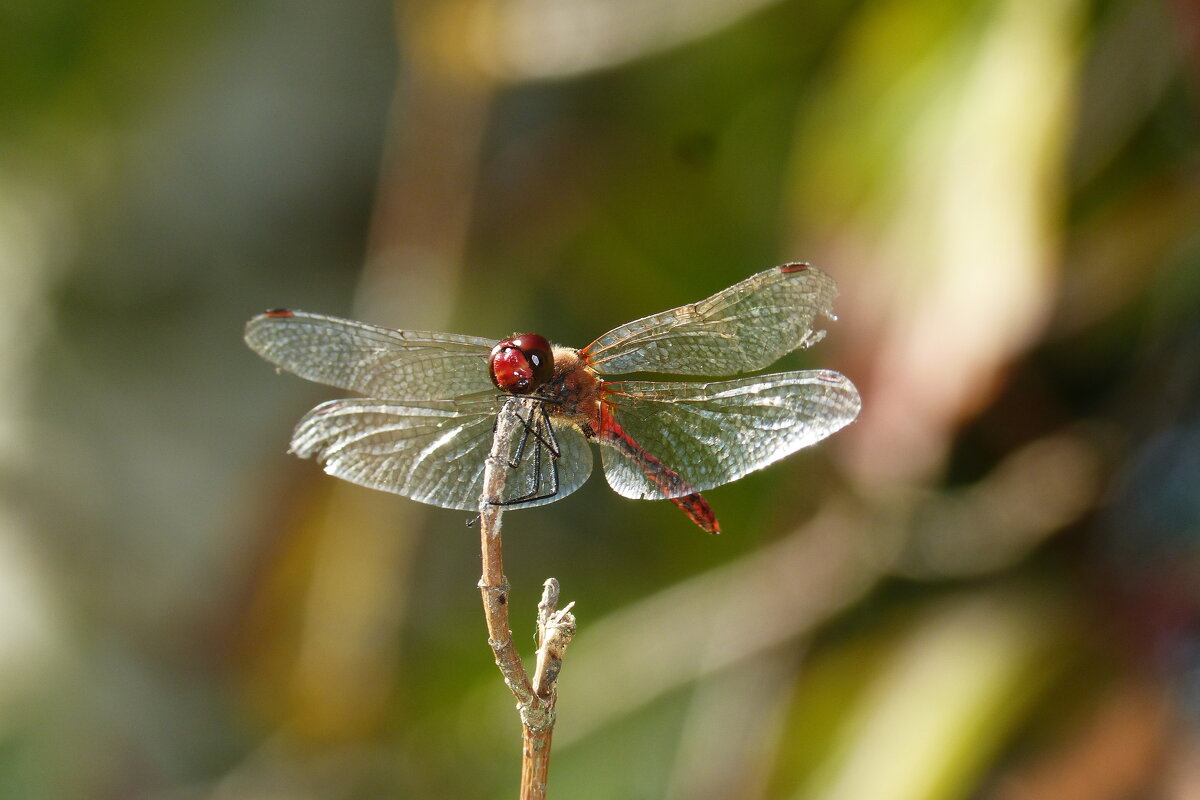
[599,370,860,499]
[245,310,495,400]
[290,396,593,511]
[581,264,838,376]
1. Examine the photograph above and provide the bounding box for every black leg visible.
[492,401,561,507]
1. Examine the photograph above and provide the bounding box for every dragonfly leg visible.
[527,401,562,458]
[504,401,537,469]
[492,403,561,507]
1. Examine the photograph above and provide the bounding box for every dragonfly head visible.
[489,333,555,394]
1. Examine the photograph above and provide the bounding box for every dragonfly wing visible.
[581,263,838,376]
[245,310,496,400]
[290,397,593,511]
[598,370,860,499]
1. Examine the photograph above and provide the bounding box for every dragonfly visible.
[244,263,861,534]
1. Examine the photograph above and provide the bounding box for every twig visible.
[533,580,576,698]
[478,398,576,800]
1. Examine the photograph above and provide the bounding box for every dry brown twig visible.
[478,398,577,800]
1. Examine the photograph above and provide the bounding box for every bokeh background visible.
[2,0,1198,797]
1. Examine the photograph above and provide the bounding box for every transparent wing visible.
[598,370,860,499]
[581,263,838,376]
[290,396,594,511]
[245,310,496,401]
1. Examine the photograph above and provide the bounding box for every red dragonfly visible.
[244,263,860,533]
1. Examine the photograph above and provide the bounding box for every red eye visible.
[488,333,554,394]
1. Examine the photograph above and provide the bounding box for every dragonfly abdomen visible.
[597,406,720,534]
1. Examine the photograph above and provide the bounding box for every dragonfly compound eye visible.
[489,333,554,394]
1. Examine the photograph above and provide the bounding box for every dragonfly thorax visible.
[539,346,604,437]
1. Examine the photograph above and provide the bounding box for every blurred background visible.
[1,0,1197,797]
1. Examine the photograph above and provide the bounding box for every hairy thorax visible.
[541,347,603,437]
